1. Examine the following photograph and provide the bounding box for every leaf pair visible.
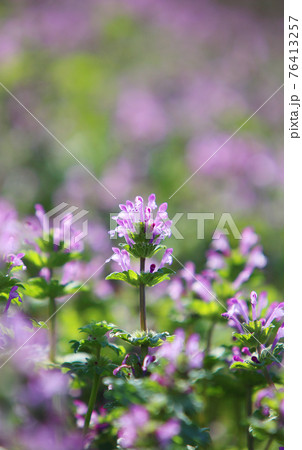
[106,267,174,287]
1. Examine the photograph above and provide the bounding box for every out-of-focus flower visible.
[156,418,180,447]
[155,329,203,377]
[117,405,149,448]
[255,386,284,425]
[26,204,84,253]
[116,89,169,143]
[4,252,26,271]
[0,198,22,259]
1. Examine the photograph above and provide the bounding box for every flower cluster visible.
[154,329,204,382]
[207,227,267,290]
[26,204,84,253]
[107,194,173,265]
[222,291,284,336]
[167,228,267,311]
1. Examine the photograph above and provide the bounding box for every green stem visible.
[246,386,254,450]
[84,346,101,433]
[49,297,57,362]
[205,322,216,357]
[264,437,273,450]
[139,257,147,332]
[258,347,276,390]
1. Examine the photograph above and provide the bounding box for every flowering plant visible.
[0,195,284,450]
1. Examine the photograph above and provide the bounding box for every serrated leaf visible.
[62,356,117,378]
[106,270,140,287]
[106,268,174,287]
[110,328,172,348]
[141,268,175,287]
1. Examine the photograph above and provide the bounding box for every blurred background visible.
[0,0,284,278]
[0,0,284,304]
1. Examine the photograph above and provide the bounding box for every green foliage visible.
[0,272,23,293]
[63,355,116,378]
[0,271,24,306]
[188,299,223,320]
[233,321,277,349]
[249,389,284,444]
[106,267,174,287]
[24,277,82,300]
[121,225,166,258]
[22,245,81,275]
[70,321,126,356]
[110,328,173,348]
[103,370,211,448]
[106,269,140,287]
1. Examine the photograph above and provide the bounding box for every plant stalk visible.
[205,322,216,357]
[264,437,273,450]
[49,296,57,362]
[246,386,254,450]
[84,346,101,433]
[139,257,147,332]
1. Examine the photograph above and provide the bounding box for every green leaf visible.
[47,251,81,269]
[24,277,84,300]
[0,273,23,293]
[62,356,116,378]
[24,277,49,299]
[106,270,140,287]
[22,250,46,271]
[189,300,222,319]
[106,268,174,287]
[230,360,259,371]
[70,321,126,356]
[110,328,172,348]
[233,321,273,349]
[140,268,175,287]
[31,319,48,329]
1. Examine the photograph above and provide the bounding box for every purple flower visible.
[211,231,231,255]
[27,204,84,253]
[157,328,185,366]
[118,405,149,448]
[106,248,131,272]
[142,354,156,372]
[222,291,284,343]
[116,89,168,143]
[4,286,22,313]
[5,252,26,271]
[186,334,204,369]
[159,248,173,268]
[40,267,51,283]
[113,354,133,377]
[156,329,204,375]
[156,418,180,446]
[109,194,172,249]
[240,227,258,255]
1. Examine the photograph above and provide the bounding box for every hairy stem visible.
[84,346,101,433]
[139,257,147,332]
[49,297,57,362]
[246,386,254,450]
